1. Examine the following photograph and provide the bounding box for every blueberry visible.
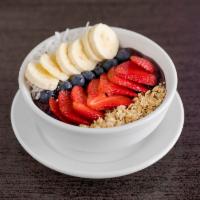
[70,74,85,86]
[58,80,72,91]
[81,71,96,81]
[93,66,104,76]
[102,59,118,71]
[39,90,54,103]
[52,88,59,99]
[116,48,133,62]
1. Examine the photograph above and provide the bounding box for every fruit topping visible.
[81,71,96,81]
[73,103,103,121]
[116,48,133,62]
[131,55,156,73]
[81,30,102,62]
[49,97,68,122]
[26,23,120,90]
[87,77,132,111]
[107,67,148,93]
[25,62,59,90]
[102,58,118,71]
[56,42,80,75]
[71,86,87,104]
[115,61,157,86]
[70,74,85,87]
[40,54,68,81]
[88,23,119,59]
[25,23,165,127]
[71,86,103,120]
[99,74,137,97]
[39,90,55,103]
[87,79,101,99]
[58,80,72,91]
[58,90,90,125]
[68,39,96,71]
[88,95,132,111]
[93,65,105,76]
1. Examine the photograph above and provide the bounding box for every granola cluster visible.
[80,84,166,128]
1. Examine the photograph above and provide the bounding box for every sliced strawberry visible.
[71,85,103,121]
[73,102,103,121]
[71,86,87,104]
[58,90,90,125]
[99,74,137,97]
[87,78,105,108]
[87,79,100,98]
[115,61,157,86]
[87,76,132,111]
[107,67,148,93]
[88,95,132,111]
[87,78,105,105]
[131,55,156,73]
[87,77,132,111]
[49,97,68,122]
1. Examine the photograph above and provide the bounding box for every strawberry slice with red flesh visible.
[107,67,148,93]
[87,79,101,98]
[88,95,132,111]
[49,97,68,122]
[131,55,156,73]
[87,78,132,111]
[71,85,87,104]
[58,90,90,125]
[73,102,103,121]
[87,78,105,103]
[115,61,157,86]
[71,86,103,121]
[99,74,137,97]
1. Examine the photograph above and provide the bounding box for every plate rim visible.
[10,91,184,179]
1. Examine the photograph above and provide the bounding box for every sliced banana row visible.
[56,43,80,75]
[25,23,119,90]
[25,63,59,91]
[68,39,96,71]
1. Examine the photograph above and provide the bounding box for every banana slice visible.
[56,42,80,75]
[68,39,97,71]
[89,23,119,59]
[40,53,68,81]
[25,62,59,90]
[81,30,102,62]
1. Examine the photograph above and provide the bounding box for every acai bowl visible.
[18,23,177,153]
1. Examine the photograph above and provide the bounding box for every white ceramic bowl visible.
[18,27,177,153]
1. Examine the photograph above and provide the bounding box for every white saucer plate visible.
[11,91,184,179]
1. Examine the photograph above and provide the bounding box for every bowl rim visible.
[18,26,177,134]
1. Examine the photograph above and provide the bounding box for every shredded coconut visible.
[26,80,43,100]
[32,22,91,62]
[80,84,166,128]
